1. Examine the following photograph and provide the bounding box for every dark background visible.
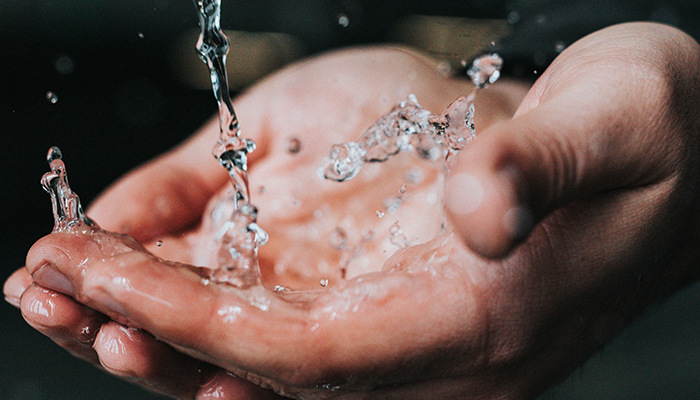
[2,1,700,399]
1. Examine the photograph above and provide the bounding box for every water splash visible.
[46,91,58,104]
[389,225,409,248]
[40,146,96,231]
[466,54,502,89]
[193,0,267,288]
[319,54,503,182]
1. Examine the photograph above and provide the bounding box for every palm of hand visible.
[147,48,487,289]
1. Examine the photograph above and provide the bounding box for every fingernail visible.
[33,264,75,296]
[4,295,20,308]
[445,173,485,216]
[4,280,25,308]
[503,205,535,240]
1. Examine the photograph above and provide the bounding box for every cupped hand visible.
[6,22,700,399]
[5,45,524,399]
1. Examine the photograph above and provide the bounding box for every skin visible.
[4,22,700,399]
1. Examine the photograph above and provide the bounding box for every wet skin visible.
[5,22,700,399]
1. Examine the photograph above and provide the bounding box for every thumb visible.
[444,89,676,258]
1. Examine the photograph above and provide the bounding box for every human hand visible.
[5,45,524,398]
[6,22,700,399]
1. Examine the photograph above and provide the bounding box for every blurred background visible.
[1,1,700,399]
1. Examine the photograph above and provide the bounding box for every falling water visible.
[193,0,267,287]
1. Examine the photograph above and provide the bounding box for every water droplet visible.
[399,184,407,194]
[47,146,62,163]
[138,32,145,39]
[413,134,443,161]
[437,95,476,151]
[383,196,402,214]
[156,240,163,247]
[405,167,424,185]
[274,285,288,292]
[320,278,329,287]
[389,225,409,248]
[467,54,503,89]
[287,137,302,154]
[437,61,452,76]
[321,142,366,181]
[46,91,58,104]
[54,55,75,75]
[337,14,349,27]
[376,210,384,218]
[555,41,566,53]
[507,10,520,24]
[217,305,243,322]
[361,228,375,242]
[329,227,348,250]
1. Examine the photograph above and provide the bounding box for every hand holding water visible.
[6,22,700,399]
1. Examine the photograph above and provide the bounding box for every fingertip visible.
[93,322,145,378]
[19,283,103,343]
[4,268,33,308]
[197,370,282,400]
[94,321,213,398]
[18,283,106,364]
[445,163,534,258]
[502,204,536,243]
[26,232,73,276]
[25,233,89,300]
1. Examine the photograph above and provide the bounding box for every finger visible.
[21,272,277,400]
[446,102,673,258]
[196,369,285,400]
[27,230,488,391]
[445,28,692,257]
[4,267,33,307]
[27,230,308,380]
[94,321,208,398]
[20,282,107,364]
[93,323,285,399]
